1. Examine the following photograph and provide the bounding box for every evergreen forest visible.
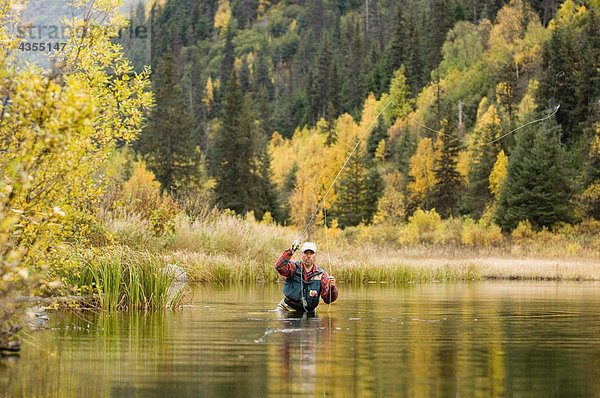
[128,0,600,232]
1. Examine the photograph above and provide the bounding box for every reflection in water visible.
[1,282,600,397]
[268,312,334,396]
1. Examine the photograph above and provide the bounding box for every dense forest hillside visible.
[128,0,600,230]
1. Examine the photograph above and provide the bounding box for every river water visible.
[2,281,600,397]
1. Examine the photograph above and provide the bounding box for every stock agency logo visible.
[14,0,151,71]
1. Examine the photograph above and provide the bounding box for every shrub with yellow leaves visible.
[461,218,504,247]
[0,0,152,349]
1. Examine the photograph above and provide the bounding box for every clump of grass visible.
[163,251,281,283]
[68,246,184,311]
[167,211,293,257]
[101,211,165,251]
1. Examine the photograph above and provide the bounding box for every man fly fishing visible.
[271,102,396,314]
[275,239,337,313]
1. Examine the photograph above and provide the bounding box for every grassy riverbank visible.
[60,209,600,297]
[49,205,600,311]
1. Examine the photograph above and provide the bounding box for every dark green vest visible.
[282,262,324,312]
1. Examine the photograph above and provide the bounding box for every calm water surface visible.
[2,281,600,397]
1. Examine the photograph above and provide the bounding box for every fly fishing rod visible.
[295,101,394,313]
[298,100,395,239]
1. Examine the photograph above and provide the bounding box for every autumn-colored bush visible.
[150,196,181,236]
[398,209,442,244]
[434,217,463,245]
[461,218,504,247]
[511,220,537,244]
[121,162,162,219]
[111,162,183,237]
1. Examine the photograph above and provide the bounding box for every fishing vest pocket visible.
[303,276,322,311]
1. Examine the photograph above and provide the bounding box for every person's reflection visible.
[276,312,335,396]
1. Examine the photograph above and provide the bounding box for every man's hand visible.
[329,276,336,287]
[291,238,302,253]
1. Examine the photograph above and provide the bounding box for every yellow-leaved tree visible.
[406,137,436,211]
[485,149,509,221]
[0,0,152,349]
[579,122,600,218]
[489,150,508,198]
[487,0,545,118]
[466,99,502,217]
[213,0,232,30]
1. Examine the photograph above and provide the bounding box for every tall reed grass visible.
[66,247,186,311]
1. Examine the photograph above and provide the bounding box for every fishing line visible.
[295,96,560,316]
[323,205,332,314]
[299,99,559,237]
[299,100,395,238]
[297,101,394,313]
[396,101,561,146]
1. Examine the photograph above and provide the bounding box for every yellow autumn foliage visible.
[203,76,214,110]
[407,138,436,208]
[214,0,231,29]
[489,150,508,197]
[0,0,151,343]
[269,93,387,231]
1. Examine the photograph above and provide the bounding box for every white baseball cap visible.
[301,242,317,253]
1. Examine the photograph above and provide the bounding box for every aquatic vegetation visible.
[65,247,185,311]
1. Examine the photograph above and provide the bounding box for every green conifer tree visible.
[239,58,250,93]
[333,148,365,228]
[426,0,456,72]
[431,121,463,218]
[306,68,320,125]
[494,116,573,231]
[140,51,199,194]
[221,24,235,90]
[536,16,579,142]
[410,21,427,92]
[333,140,383,227]
[211,70,280,218]
[395,129,419,183]
[367,119,388,158]
[312,33,334,121]
[363,165,385,224]
[325,102,338,146]
[252,48,273,98]
[340,18,365,117]
[211,71,256,214]
[379,1,408,93]
[252,146,282,221]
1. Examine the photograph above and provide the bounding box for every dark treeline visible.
[142,0,562,139]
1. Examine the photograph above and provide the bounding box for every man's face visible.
[302,250,316,268]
